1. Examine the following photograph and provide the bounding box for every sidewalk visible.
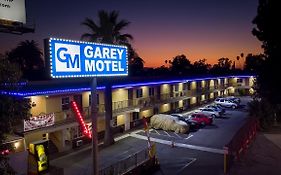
[229,125,281,175]
[48,129,151,175]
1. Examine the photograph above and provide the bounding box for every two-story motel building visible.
[2,75,254,154]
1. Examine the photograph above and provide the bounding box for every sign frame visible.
[0,0,26,24]
[45,38,128,79]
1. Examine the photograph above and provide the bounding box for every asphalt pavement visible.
[229,124,281,175]
[48,96,252,175]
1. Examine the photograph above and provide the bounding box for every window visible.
[89,94,99,105]
[237,79,243,83]
[183,83,188,91]
[174,84,179,91]
[187,83,191,90]
[136,89,143,98]
[62,97,70,110]
[132,112,139,121]
[149,87,154,96]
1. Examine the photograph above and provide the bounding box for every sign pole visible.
[91,77,98,175]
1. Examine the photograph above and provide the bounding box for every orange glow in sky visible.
[0,0,263,68]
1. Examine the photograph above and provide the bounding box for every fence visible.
[223,117,258,174]
[99,146,149,175]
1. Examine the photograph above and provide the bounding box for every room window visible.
[132,112,139,121]
[149,87,154,96]
[237,79,243,83]
[183,83,188,91]
[136,89,143,98]
[174,84,179,91]
[187,83,191,90]
[62,97,70,110]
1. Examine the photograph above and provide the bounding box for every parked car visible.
[196,107,221,118]
[150,114,189,133]
[204,105,226,114]
[171,114,200,131]
[187,113,213,126]
[214,98,238,109]
[225,96,241,104]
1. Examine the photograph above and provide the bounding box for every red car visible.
[187,113,213,126]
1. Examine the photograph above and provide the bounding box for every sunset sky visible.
[0,0,262,67]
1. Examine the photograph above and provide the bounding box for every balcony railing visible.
[24,84,237,131]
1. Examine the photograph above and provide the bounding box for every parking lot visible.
[133,96,252,150]
[50,96,253,175]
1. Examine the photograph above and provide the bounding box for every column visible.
[124,113,130,131]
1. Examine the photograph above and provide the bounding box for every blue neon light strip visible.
[1,75,254,97]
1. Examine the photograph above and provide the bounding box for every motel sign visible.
[46,38,128,78]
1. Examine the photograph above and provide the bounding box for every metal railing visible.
[99,146,149,175]
[25,86,233,130]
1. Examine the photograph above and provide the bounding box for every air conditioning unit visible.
[76,140,83,147]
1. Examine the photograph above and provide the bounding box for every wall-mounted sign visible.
[24,113,55,132]
[45,38,128,78]
[0,0,26,24]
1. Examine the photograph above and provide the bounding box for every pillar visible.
[124,113,130,131]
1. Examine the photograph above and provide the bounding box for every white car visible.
[195,108,221,118]
[204,105,226,114]
[225,96,241,104]
[214,98,238,109]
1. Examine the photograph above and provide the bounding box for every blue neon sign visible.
[47,38,128,78]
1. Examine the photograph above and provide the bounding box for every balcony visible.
[21,88,232,133]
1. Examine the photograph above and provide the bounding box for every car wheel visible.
[231,105,236,109]
[211,114,216,118]
[201,122,206,126]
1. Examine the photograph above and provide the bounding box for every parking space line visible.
[114,134,130,142]
[130,133,224,154]
[174,132,182,138]
[176,158,197,174]
[164,131,171,137]
[185,134,193,140]
[154,129,160,135]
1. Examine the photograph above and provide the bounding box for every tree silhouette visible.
[129,56,145,76]
[210,57,232,75]
[81,10,139,68]
[251,0,281,126]
[244,54,265,73]
[252,0,281,106]
[170,54,192,75]
[81,10,135,146]
[81,10,133,44]
[193,58,211,75]
[0,56,31,174]
[8,40,45,80]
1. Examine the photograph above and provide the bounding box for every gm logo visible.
[54,43,81,72]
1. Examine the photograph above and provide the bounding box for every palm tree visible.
[8,40,43,70]
[236,56,240,69]
[8,40,45,80]
[129,56,145,76]
[81,10,134,146]
[81,10,133,45]
[240,53,244,69]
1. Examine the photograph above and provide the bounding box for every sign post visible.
[45,38,128,175]
[91,77,98,175]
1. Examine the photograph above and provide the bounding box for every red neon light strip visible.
[71,101,92,138]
